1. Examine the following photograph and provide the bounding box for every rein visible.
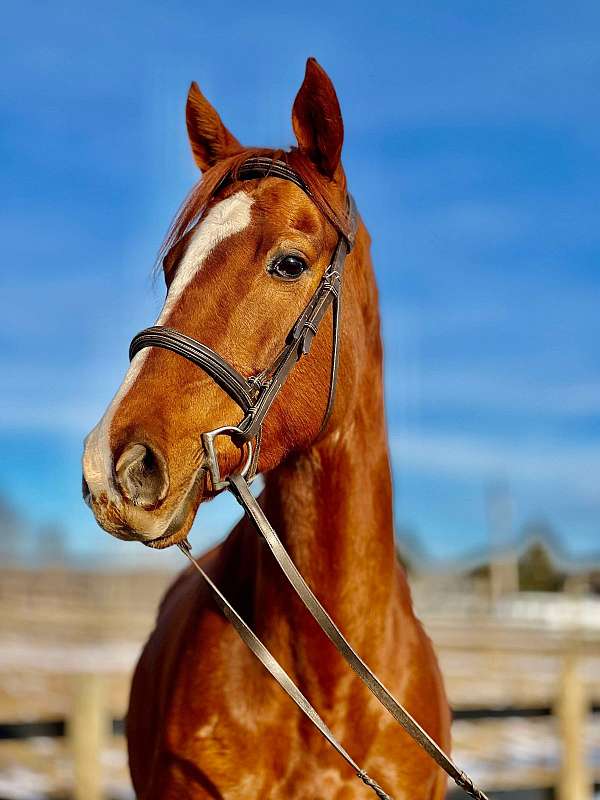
[129,157,488,800]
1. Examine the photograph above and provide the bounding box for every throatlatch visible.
[129,157,489,800]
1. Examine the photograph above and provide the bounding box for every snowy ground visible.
[0,716,599,799]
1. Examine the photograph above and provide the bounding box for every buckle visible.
[201,426,254,491]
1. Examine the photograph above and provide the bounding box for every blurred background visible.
[1,1,600,798]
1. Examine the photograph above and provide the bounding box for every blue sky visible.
[2,1,599,566]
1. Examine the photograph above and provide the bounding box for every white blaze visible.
[157,191,254,324]
[88,191,254,497]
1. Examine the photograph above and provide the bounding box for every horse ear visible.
[186,82,242,172]
[292,58,344,179]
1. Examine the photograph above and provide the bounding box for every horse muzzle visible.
[82,426,206,546]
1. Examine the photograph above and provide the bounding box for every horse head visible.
[82,59,369,548]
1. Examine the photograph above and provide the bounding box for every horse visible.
[82,57,451,800]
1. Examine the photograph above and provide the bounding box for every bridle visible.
[130,157,353,490]
[128,157,488,800]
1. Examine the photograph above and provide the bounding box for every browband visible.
[233,156,311,196]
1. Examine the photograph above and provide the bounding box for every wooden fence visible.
[1,572,599,799]
[1,649,598,800]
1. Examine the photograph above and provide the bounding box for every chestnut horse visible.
[83,59,450,799]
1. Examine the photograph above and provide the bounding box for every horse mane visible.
[156,147,351,278]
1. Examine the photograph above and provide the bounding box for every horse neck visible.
[253,250,399,666]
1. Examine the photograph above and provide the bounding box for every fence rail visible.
[0,652,598,800]
[1,576,599,799]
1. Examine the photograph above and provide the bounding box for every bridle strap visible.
[238,228,351,442]
[129,327,255,412]
[318,195,356,431]
[234,156,311,197]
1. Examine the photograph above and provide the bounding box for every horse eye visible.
[269,255,308,281]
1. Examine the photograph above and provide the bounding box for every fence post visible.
[556,649,590,800]
[68,673,107,800]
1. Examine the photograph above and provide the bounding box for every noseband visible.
[130,156,356,489]
[128,158,488,800]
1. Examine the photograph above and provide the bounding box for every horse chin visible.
[137,466,209,549]
[90,467,208,549]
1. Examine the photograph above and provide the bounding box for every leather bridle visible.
[130,156,354,490]
[128,157,488,800]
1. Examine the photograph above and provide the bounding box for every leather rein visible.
[129,157,488,800]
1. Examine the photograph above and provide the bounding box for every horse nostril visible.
[115,443,169,509]
[82,475,91,507]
